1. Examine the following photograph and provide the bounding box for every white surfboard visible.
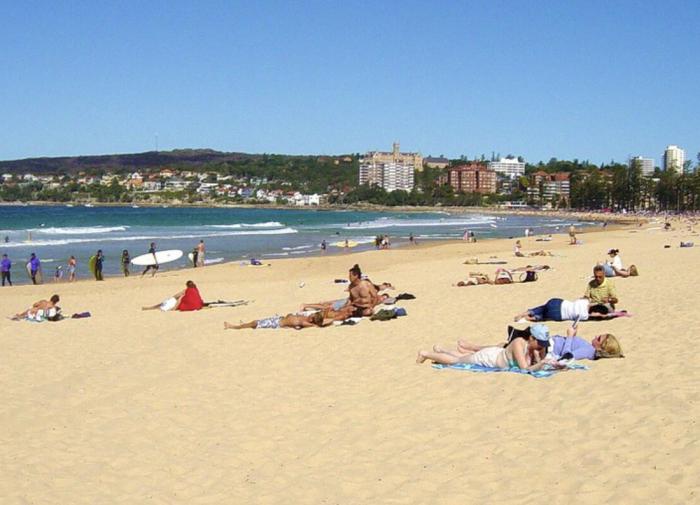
[131,249,183,266]
[188,252,224,265]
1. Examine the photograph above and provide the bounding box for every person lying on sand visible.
[417,324,555,372]
[142,280,204,312]
[224,311,329,330]
[513,297,624,322]
[11,294,60,320]
[454,273,492,286]
[456,326,623,361]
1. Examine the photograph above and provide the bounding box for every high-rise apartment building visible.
[663,145,685,172]
[359,142,421,192]
[447,164,497,194]
[630,156,655,176]
[487,157,525,178]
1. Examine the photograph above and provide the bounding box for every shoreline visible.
[1,199,645,225]
[3,219,636,289]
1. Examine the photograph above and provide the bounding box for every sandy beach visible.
[1,220,698,504]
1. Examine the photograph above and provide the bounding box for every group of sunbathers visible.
[225,263,395,330]
[420,240,634,371]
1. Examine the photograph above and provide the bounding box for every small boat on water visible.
[66,204,74,207]
[84,203,94,208]
[132,205,140,208]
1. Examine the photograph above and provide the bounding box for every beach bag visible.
[494,269,513,285]
[628,265,639,276]
[521,270,538,283]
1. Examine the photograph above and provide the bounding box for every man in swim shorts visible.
[224,311,327,330]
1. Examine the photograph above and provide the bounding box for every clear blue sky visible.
[1,0,698,166]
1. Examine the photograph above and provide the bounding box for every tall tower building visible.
[663,145,685,172]
[359,143,421,192]
[630,156,655,176]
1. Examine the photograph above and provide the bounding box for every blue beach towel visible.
[432,362,588,379]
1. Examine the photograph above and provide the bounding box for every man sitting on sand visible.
[348,264,380,316]
[12,294,60,320]
[585,265,618,308]
[142,281,204,312]
[224,311,328,330]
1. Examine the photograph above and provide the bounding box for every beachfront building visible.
[424,156,450,169]
[630,156,655,176]
[663,145,685,172]
[487,157,525,178]
[359,142,421,192]
[529,171,570,204]
[447,164,497,194]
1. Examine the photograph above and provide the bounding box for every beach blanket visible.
[431,362,588,379]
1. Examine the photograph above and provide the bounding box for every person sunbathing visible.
[456,326,623,361]
[513,297,624,322]
[416,324,553,372]
[454,273,492,286]
[224,311,328,330]
[142,280,204,312]
[12,294,60,320]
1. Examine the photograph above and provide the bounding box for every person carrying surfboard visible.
[141,242,159,277]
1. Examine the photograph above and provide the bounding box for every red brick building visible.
[447,164,497,194]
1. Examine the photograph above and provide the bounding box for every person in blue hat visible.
[417,323,551,371]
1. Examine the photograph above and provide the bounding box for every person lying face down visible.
[224,311,329,330]
[513,297,622,322]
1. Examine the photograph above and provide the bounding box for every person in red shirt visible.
[142,280,203,312]
[177,280,204,311]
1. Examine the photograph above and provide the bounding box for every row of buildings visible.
[359,143,692,199]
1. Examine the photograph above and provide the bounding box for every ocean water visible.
[0,205,589,283]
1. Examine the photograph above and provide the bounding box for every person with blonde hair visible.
[455,326,624,361]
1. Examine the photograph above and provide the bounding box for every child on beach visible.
[121,250,130,276]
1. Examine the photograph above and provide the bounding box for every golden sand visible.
[1,220,698,503]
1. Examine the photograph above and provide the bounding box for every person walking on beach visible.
[1,254,12,286]
[196,240,205,267]
[94,250,104,281]
[141,242,159,277]
[67,256,77,282]
[121,250,130,276]
[320,240,327,253]
[28,253,41,284]
[191,247,199,268]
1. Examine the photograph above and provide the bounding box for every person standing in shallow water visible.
[1,254,12,286]
[121,250,130,277]
[196,240,205,267]
[95,250,104,281]
[67,256,77,282]
[28,253,41,285]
